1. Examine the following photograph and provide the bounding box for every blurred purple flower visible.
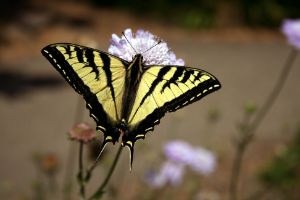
[164,140,216,175]
[145,161,184,188]
[164,140,195,165]
[189,147,216,175]
[281,19,300,49]
[145,140,216,188]
[108,28,184,65]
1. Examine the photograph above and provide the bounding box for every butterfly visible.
[42,42,221,166]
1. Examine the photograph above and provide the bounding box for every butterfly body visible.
[42,43,221,165]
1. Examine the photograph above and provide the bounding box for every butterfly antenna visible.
[141,39,162,55]
[122,31,138,54]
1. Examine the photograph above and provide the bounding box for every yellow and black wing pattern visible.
[124,65,221,147]
[42,43,129,143]
[42,43,221,165]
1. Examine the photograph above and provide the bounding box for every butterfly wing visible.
[42,43,128,143]
[124,65,221,146]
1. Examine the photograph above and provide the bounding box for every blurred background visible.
[1,0,300,199]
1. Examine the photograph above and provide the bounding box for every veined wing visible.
[41,43,128,139]
[125,65,221,142]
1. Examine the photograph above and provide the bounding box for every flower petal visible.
[189,147,216,175]
[281,19,300,49]
[164,140,195,165]
[145,161,184,188]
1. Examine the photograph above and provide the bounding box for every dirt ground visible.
[1,1,300,200]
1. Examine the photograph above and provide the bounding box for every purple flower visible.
[108,28,185,65]
[145,140,216,188]
[281,19,300,49]
[164,140,195,165]
[145,161,184,188]
[164,140,216,175]
[189,147,216,175]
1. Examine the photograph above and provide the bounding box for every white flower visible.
[108,28,185,65]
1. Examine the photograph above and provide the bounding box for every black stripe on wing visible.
[139,66,171,106]
[101,53,117,107]
[85,48,100,80]
[161,67,184,91]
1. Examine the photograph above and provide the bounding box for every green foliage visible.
[259,127,300,188]
[89,0,300,28]
[90,0,217,28]
[244,101,257,116]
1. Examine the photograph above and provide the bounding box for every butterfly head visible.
[133,53,144,64]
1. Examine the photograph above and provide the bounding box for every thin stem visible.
[88,145,123,200]
[229,140,246,200]
[247,48,297,138]
[85,148,103,182]
[63,96,85,200]
[228,48,298,200]
[229,109,252,199]
[78,141,85,199]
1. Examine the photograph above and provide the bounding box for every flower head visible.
[145,161,184,188]
[189,147,216,175]
[164,140,216,175]
[164,140,195,165]
[68,122,96,143]
[281,19,300,49]
[145,140,216,188]
[108,29,184,65]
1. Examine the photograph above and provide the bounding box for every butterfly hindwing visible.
[41,43,129,142]
[125,65,221,142]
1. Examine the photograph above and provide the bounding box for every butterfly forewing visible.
[127,65,221,140]
[42,44,128,134]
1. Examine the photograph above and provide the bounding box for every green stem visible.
[63,96,84,200]
[229,108,253,200]
[246,48,298,139]
[229,48,298,200]
[88,145,123,200]
[85,146,104,182]
[78,141,86,199]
